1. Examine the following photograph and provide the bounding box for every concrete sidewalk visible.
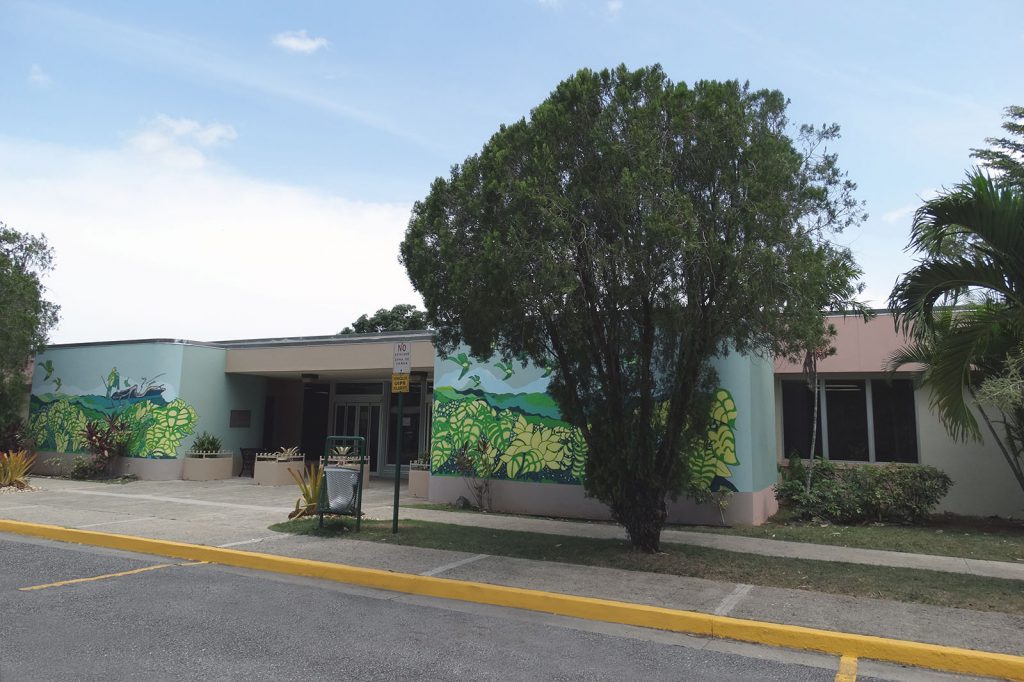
[2,477,1022,659]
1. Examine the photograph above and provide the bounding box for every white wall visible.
[916,386,1024,519]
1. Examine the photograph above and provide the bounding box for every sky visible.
[2,1,1022,344]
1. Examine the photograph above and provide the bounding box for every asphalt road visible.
[0,535,881,681]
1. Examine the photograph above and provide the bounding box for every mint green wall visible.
[29,343,192,457]
[179,345,266,454]
[710,351,779,493]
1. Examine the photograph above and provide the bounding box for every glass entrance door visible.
[332,402,382,473]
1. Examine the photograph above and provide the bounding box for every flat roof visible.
[44,329,435,351]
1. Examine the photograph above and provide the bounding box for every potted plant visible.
[254,446,305,485]
[183,432,234,481]
[408,456,430,499]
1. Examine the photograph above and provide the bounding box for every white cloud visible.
[272,29,329,54]
[606,0,623,16]
[126,116,238,169]
[881,188,938,225]
[28,64,52,88]
[0,135,420,344]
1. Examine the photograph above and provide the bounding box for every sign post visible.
[391,341,411,534]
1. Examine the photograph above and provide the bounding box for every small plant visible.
[79,414,130,477]
[257,446,303,462]
[289,463,325,519]
[68,455,103,480]
[0,450,37,489]
[0,419,33,453]
[190,432,223,455]
[455,437,501,511]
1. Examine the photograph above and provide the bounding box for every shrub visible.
[191,432,223,454]
[776,460,952,524]
[80,415,130,476]
[68,455,103,480]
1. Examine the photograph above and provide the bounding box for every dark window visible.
[780,377,919,463]
[781,380,823,459]
[871,379,919,463]
[824,380,870,461]
[229,409,251,428]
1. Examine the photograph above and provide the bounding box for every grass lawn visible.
[269,517,1024,616]
[680,511,1024,564]
[406,503,1024,564]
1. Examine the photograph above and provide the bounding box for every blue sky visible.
[2,1,1022,342]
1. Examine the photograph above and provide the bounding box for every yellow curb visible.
[2,518,1022,681]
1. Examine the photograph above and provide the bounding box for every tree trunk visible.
[805,375,819,493]
[614,485,667,552]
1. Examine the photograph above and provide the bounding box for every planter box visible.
[254,458,305,486]
[183,452,234,481]
[408,468,429,499]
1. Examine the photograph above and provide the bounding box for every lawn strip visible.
[680,514,1024,564]
[270,518,1024,616]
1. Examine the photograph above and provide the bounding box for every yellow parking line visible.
[835,654,857,681]
[18,561,207,591]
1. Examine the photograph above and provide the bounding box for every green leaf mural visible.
[46,400,87,453]
[141,399,198,457]
[688,388,740,491]
[430,384,734,490]
[29,364,199,459]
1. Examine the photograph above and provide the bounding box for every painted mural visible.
[688,388,740,493]
[431,351,587,484]
[430,349,741,491]
[29,363,198,459]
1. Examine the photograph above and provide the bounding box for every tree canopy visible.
[340,304,428,334]
[0,222,59,430]
[889,108,1024,495]
[972,105,1024,190]
[401,65,864,550]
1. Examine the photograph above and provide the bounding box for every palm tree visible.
[888,171,1024,493]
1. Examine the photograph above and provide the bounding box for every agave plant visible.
[0,450,37,489]
[288,463,324,519]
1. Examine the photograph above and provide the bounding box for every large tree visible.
[340,304,428,334]
[401,65,864,550]
[0,222,59,430]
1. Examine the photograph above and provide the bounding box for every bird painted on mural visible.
[495,360,515,380]
[541,364,554,378]
[40,360,55,381]
[448,353,473,380]
[53,378,62,392]
[468,374,482,389]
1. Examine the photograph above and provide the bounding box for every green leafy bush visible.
[776,460,952,524]
[190,431,223,454]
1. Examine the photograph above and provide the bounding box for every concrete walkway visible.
[2,477,1022,662]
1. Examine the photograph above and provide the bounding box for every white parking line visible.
[217,536,284,548]
[0,505,38,512]
[713,583,753,616]
[77,517,156,529]
[420,553,490,577]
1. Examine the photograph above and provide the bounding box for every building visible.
[26,314,1024,524]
